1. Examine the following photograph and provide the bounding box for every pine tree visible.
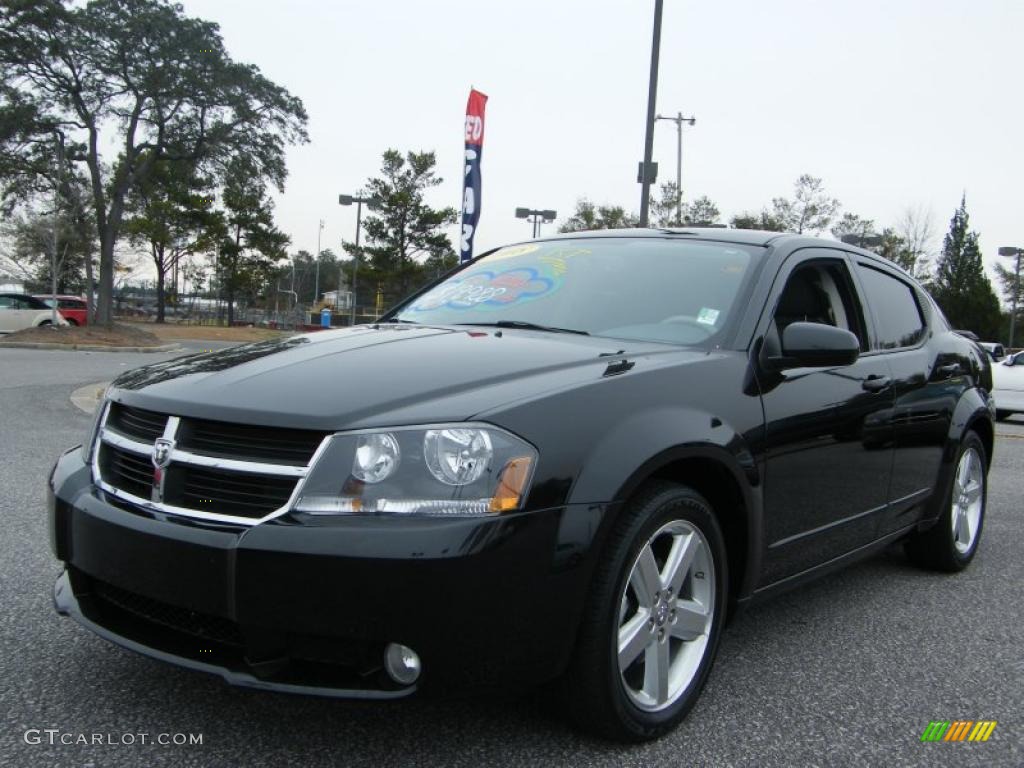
[929,196,1001,339]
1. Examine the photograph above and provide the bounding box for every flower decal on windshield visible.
[410,267,558,311]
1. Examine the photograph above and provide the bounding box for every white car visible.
[992,350,1024,420]
[0,293,69,334]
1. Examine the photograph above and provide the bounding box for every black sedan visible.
[47,229,995,741]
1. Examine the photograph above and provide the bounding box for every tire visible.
[38,320,51,326]
[905,431,987,572]
[562,481,728,742]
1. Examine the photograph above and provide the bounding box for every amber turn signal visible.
[489,456,534,512]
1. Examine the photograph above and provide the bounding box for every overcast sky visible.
[180,0,1024,291]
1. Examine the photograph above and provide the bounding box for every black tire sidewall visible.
[601,485,728,739]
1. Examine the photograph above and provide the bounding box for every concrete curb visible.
[70,381,111,414]
[0,341,180,353]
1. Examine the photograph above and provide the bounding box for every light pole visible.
[339,193,372,325]
[49,129,65,326]
[313,219,324,305]
[998,246,1023,349]
[655,111,696,224]
[637,0,664,227]
[515,207,557,238]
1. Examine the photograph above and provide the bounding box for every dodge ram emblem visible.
[151,437,174,502]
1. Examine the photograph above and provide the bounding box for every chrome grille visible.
[92,403,330,526]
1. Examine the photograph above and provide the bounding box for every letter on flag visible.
[460,89,487,263]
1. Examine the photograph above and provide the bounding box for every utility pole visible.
[637,0,664,227]
[655,111,696,224]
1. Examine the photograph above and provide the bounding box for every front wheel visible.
[905,431,987,571]
[563,482,727,741]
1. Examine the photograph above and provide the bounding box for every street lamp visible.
[339,193,372,325]
[637,0,664,227]
[515,207,557,238]
[998,246,1022,349]
[313,219,324,305]
[655,112,696,225]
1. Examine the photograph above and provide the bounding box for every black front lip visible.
[53,569,413,700]
[48,446,604,697]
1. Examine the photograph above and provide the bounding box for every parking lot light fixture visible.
[515,207,558,238]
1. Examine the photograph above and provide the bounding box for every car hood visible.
[110,325,689,430]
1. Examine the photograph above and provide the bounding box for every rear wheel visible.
[905,431,987,571]
[66,318,78,326]
[563,481,727,741]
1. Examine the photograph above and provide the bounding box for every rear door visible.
[851,262,960,537]
[757,250,896,585]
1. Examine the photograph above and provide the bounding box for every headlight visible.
[294,423,537,517]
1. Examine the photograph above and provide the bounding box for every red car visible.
[34,294,88,326]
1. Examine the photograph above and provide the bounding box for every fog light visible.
[384,642,421,685]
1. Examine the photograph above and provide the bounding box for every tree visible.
[929,196,1001,339]
[0,172,95,294]
[122,156,220,322]
[650,182,683,227]
[895,205,935,278]
[216,157,288,325]
[831,212,876,243]
[770,174,840,234]
[729,210,785,231]
[685,196,722,226]
[994,258,1023,318]
[649,183,721,227]
[349,150,457,307]
[0,0,308,325]
[559,199,639,232]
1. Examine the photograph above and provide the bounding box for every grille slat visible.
[107,404,166,442]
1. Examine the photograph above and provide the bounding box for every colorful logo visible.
[410,267,558,312]
[920,720,997,742]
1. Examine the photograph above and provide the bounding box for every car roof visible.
[528,228,919,279]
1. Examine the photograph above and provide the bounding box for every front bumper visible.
[48,446,609,697]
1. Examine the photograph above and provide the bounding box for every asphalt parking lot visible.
[1,344,1021,767]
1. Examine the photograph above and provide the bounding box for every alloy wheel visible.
[617,520,715,712]
[951,446,984,555]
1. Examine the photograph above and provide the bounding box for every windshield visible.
[393,237,760,345]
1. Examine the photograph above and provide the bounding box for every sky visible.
[177,0,1024,294]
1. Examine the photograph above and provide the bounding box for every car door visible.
[852,263,961,537]
[757,250,895,585]
[0,294,22,332]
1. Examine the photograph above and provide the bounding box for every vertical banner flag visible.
[460,89,488,263]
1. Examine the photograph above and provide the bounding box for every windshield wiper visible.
[455,320,590,336]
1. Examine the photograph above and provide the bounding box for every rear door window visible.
[856,265,926,350]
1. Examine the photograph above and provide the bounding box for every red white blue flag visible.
[460,89,487,263]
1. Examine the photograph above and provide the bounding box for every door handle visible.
[862,375,891,393]
[936,363,961,377]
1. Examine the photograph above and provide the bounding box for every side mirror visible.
[763,321,860,371]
